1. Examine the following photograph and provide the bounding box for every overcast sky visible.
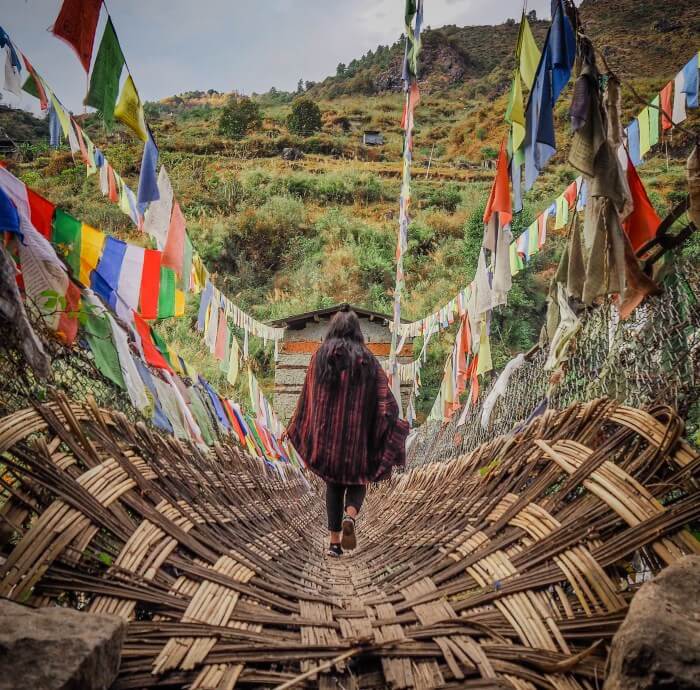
[1,0,555,113]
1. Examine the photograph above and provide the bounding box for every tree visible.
[287,97,322,136]
[527,9,537,22]
[304,80,316,91]
[218,97,262,139]
[296,79,304,94]
[336,63,346,77]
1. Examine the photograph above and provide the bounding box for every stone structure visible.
[270,303,412,422]
[604,554,700,690]
[0,599,125,690]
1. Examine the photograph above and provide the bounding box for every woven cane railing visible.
[1,392,699,688]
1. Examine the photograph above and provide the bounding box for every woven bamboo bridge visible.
[1,392,699,689]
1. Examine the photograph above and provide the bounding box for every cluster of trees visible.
[218,96,322,139]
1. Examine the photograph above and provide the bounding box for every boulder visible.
[0,599,125,690]
[604,554,700,690]
[281,147,304,161]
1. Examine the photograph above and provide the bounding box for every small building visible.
[270,304,413,423]
[363,130,384,146]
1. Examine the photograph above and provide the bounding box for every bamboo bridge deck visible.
[1,394,699,689]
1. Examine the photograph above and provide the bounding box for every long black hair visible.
[315,310,376,386]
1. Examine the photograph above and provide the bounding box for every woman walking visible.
[286,309,409,557]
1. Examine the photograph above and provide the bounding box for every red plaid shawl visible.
[287,352,409,485]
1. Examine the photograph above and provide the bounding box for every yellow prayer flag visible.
[554,195,568,230]
[476,321,493,375]
[79,223,105,285]
[227,337,240,385]
[638,107,651,158]
[168,346,183,375]
[174,289,185,317]
[114,75,148,142]
[517,14,541,90]
[85,135,97,176]
[507,75,526,152]
[51,94,71,138]
[192,254,208,293]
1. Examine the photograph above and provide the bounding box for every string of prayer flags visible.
[51,0,102,73]
[115,75,148,141]
[86,19,124,128]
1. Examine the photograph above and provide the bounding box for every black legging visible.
[325,482,367,532]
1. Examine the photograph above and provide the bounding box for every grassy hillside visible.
[3,0,698,420]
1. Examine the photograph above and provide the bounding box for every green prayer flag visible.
[517,13,541,90]
[52,209,82,276]
[180,235,193,292]
[509,242,523,276]
[638,107,651,158]
[649,96,660,148]
[157,266,176,318]
[188,387,215,445]
[528,221,539,255]
[22,75,40,100]
[150,329,173,367]
[85,19,125,128]
[84,310,125,389]
[505,73,526,152]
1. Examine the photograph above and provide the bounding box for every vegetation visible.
[219,97,262,139]
[286,98,322,136]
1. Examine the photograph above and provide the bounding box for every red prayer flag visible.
[51,0,102,73]
[214,310,228,361]
[133,313,172,371]
[27,188,55,239]
[73,120,89,164]
[623,157,661,252]
[563,180,577,208]
[162,201,185,277]
[138,248,161,320]
[56,280,81,344]
[660,81,674,132]
[21,53,48,110]
[107,165,118,202]
[483,140,512,227]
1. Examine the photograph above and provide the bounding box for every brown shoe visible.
[341,515,357,550]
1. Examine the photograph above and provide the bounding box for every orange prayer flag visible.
[162,201,186,277]
[623,157,661,252]
[483,139,512,227]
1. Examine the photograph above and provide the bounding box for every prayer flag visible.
[162,201,185,277]
[137,132,160,205]
[649,95,660,148]
[107,164,118,202]
[143,166,173,248]
[517,13,541,89]
[78,222,105,285]
[85,19,124,127]
[83,302,126,389]
[157,265,176,318]
[672,70,687,125]
[527,220,538,255]
[114,75,147,141]
[627,119,641,166]
[0,187,20,236]
[52,208,81,276]
[51,0,102,72]
[92,235,126,304]
[476,321,492,375]
[483,140,512,227]
[118,244,144,313]
[21,54,48,109]
[509,241,523,276]
[638,107,651,158]
[3,46,21,97]
[660,81,674,131]
[139,248,161,319]
[682,54,699,109]
[0,26,20,71]
[133,313,172,371]
[174,289,185,317]
[197,280,213,331]
[623,157,661,252]
[505,75,526,152]
[27,188,55,239]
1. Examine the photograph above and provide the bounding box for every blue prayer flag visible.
[627,120,642,166]
[0,187,20,238]
[682,56,698,109]
[137,132,160,205]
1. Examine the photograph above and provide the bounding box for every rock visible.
[281,147,304,161]
[604,554,700,690]
[0,599,125,690]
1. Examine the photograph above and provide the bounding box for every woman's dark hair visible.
[315,310,375,385]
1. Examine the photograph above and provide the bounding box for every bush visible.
[219,97,262,139]
[422,183,463,212]
[287,98,322,136]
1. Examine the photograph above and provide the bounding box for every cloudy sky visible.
[1,0,554,112]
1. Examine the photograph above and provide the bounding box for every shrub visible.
[219,97,262,139]
[287,98,322,136]
[422,183,463,212]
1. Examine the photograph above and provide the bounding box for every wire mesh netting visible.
[408,255,700,467]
